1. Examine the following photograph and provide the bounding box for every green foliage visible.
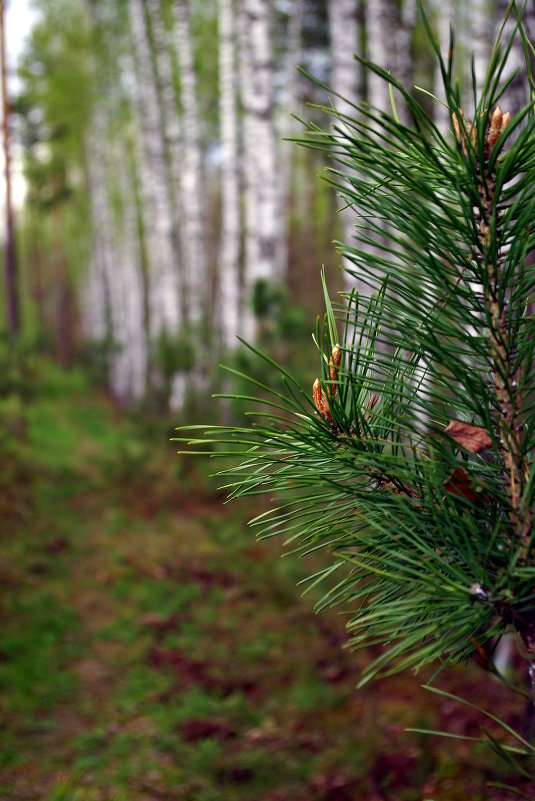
[155,327,197,377]
[177,3,535,786]
[222,281,315,423]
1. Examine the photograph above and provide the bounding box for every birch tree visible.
[396,0,417,126]
[239,0,282,342]
[129,0,181,342]
[171,0,205,328]
[218,0,241,350]
[107,139,148,403]
[496,0,531,115]
[83,3,149,404]
[279,0,304,292]
[434,0,456,134]
[1,0,19,335]
[144,0,184,314]
[366,0,397,114]
[327,0,360,291]
[465,0,493,110]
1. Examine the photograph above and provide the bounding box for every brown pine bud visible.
[452,110,476,155]
[329,344,342,396]
[488,106,503,150]
[487,106,510,150]
[313,378,333,423]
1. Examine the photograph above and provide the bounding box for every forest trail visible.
[0,361,525,800]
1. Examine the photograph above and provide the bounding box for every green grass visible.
[0,352,530,800]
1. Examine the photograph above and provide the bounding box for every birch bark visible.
[327,0,360,292]
[218,0,241,350]
[129,0,181,340]
[83,90,148,406]
[279,0,304,286]
[171,0,205,328]
[145,0,185,314]
[239,0,282,342]
[434,0,456,134]
[366,0,397,114]
[396,0,417,126]
[107,139,148,404]
[464,0,493,110]
[496,0,530,116]
[83,100,113,351]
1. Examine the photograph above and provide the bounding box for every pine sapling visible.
[177,3,535,790]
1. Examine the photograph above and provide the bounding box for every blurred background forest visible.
[4,0,531,412]
[2,1,535,799]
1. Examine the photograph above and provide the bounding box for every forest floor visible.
[0,357,533,801]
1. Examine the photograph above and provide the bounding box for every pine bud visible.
[313,378,333,423]
[452,110,476,155]
[487,106,510,150]
[329,344,342,396]
[487,106,503,150]
[452,110,464,142]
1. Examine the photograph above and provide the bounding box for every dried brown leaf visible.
[445,420,492,454]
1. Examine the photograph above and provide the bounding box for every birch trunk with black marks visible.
[171,0,205,328]
[107,139,148,404]
[464,0,493,111]
[327,0,360,292]
[366,0,397,114]
[129,0,181,341]
[218,0,241,350]
[278,0,304,284]
[145,0,185,314]
[239,0,282,342]
[396,0,417,126]
[496,0,530,116]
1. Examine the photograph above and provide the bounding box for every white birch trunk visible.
[327,0,360,292]
[434,0,456,135]
[172,0,205,327]
[364,0,397,296]
[464,0,493,111]
[83,104,113,347]
[129,0,181,340]
[84,106,148,405]
[108,139,148,404]
[278,0,304,286]
[239,0,282,342]
[218,0,241,350]
[145,0,185,313]
[366,0,397,114]
[396,0,417,126]
[328,0,359,120]
[496,0,529,116]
